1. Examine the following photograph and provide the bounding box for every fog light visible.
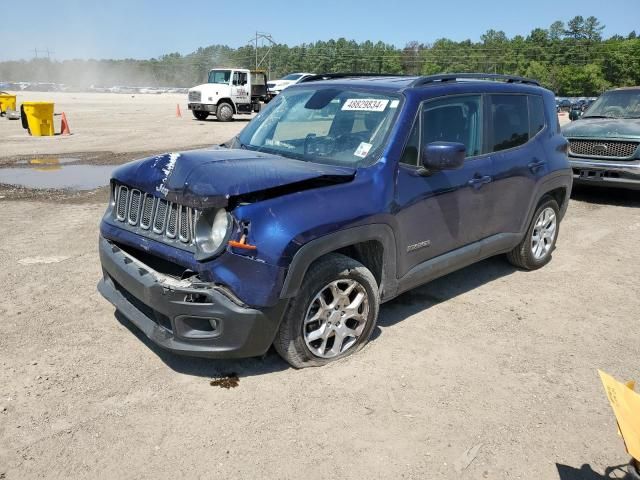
[174,315,223,339]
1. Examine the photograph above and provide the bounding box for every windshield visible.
[208,70,231,85]
[237,87,401,167]
[584,90,640,119]
[282,74,304,81]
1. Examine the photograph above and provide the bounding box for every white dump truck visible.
[187,68,268,121]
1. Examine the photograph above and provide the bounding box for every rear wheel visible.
[274,253,379,368]
[507,196,560,270]
[216,102,234,122]
[192,111,209,121]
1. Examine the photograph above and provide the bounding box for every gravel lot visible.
[0,93,639,479]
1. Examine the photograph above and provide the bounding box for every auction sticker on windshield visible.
[342,99,389,112]
[354,142,373,158]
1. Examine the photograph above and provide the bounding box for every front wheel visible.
[216,102,234,122]
[274,253,379,368]
[192,111,209,121]
[507,196,560,270]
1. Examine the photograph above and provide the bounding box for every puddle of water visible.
[16,157,80,167]
[0,164,114,190]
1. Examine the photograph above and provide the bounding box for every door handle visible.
[528,159,546,173]
[468,175,492,189]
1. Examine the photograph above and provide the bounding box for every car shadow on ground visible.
[192,117,252,123]
[556,462,630,479]
[571,184,640,208]
[114,255,519,378]
[372,255,517,340]
[114,311,290,378]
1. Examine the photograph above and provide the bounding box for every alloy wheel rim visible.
[531,207,557,260]
[303,279,369,359]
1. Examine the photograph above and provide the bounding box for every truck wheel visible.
[192,111,209,121]
[274,253,379,368]
[216,102,234,122]
[507,196,560,270]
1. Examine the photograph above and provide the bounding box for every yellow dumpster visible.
[22,101,55,136]
[0,94,16,113]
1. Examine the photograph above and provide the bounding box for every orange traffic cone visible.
[60,112,71,135]
[176,104,182,118]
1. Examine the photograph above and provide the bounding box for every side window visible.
[489,94,529,152]
[528,95,546,137]
[422,95,482,157]
[233,72,247,86]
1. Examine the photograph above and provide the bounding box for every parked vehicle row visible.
[100,72,572,368]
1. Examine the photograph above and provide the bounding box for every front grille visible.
[114,184,197,245]
[569,139,639,159]
[188,90,201,102]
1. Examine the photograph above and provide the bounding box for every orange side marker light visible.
[228,240,257,251]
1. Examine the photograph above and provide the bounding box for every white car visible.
[266,73,315,100]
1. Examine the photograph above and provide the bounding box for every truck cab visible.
[187,68,266,121]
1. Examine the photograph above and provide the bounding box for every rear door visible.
[394,94,494,276]
[484,94,548,236]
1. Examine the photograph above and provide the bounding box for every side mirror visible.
[421,141,466,172]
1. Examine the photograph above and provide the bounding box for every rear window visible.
[529,95,546,137]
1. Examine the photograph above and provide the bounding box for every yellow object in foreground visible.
[0,94,16,112]
[22,101,55,136]
[599,370,640,461]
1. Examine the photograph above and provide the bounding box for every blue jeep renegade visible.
[98,73,572,368]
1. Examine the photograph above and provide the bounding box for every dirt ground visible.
[0,91,249,158]
[0,93,639,480]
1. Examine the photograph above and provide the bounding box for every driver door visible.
[394,94,494,276]
[231,71,249,106]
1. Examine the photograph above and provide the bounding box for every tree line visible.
[1,16,638,96]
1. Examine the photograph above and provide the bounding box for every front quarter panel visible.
[232,163,394,268]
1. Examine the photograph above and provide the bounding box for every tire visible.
[216,102,234,122]
[192,111,209,121]
[507,196,560,270]
[274,253,380,368]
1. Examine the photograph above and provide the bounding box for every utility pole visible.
[249,32,276,79]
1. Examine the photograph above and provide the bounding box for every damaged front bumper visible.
[97,235,287,358]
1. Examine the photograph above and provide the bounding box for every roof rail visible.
[299,73,409,83]
[410,73,540,87]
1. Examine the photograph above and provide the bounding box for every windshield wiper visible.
[582,115,614,119]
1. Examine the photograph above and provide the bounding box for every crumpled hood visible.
[111,147,356,209]
[562,117,640,139]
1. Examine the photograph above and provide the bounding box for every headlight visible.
[194,208,232,260]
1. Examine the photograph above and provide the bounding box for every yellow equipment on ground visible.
[599,370,640,461]
[0,93,17,113]
[22,101,55,136]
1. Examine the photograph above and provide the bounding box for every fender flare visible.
[279,224,398,301]
[520,170,573,234]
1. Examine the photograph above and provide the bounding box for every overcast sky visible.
[1,0,637,61]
